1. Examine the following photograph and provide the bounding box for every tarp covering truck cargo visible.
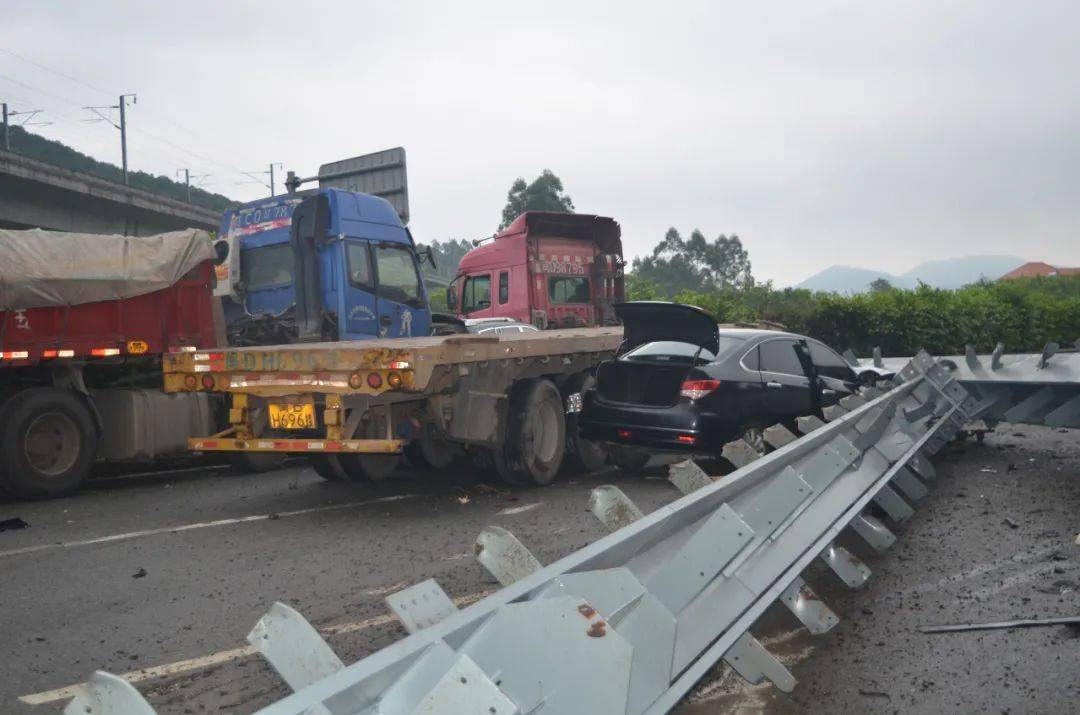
[0,228,216,309]
[0,228,222,499]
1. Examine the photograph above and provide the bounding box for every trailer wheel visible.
[309,454,345,481]
[343,454,401,481]
[229,451,287,474]
[404,423,459,472]
[493,379,566,487]
[0,387,98,499]
[563,373,609,474]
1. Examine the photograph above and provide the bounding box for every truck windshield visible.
[462,275,491,312]
[374,244,423,305]
[548,276,590,304]
[241,243,294,291]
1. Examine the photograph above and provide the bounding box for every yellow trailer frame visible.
[164,328,623,455]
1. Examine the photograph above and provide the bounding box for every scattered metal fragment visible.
[919,616,1080,634]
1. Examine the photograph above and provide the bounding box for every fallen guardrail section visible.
[65,351,1071,715]
[851,343,1080,429]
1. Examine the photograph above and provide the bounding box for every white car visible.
[464,317,540,335]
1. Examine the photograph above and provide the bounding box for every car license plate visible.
[268,395,316,430]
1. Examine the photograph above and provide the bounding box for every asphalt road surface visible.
[1,425,1077,714]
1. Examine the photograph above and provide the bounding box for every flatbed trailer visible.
[164,327,624,484]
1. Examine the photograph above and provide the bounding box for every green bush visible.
[627,274,1080,355]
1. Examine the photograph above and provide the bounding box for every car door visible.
[341,239,379,338]
[807,340,859,406]
[372,242,431,338]
[756,337,815,418]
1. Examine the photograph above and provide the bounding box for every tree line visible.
[424,168,1080,356]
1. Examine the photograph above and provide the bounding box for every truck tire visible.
[493,379,566,487]
[309,454,345,481]
[563,373,609,474]
[0,387,98,499]
[403,423,459,472]
[343,454,401,481]
[229,451,287,474]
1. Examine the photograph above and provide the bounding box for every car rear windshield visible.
[621,336,744,364]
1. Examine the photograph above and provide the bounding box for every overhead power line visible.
[0,46,264,182]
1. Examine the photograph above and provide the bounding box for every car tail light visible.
[677,434,697,445]
[617,429,632,440]
[680,379,721,400]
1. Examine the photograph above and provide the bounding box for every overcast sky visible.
[2,1,1078,285]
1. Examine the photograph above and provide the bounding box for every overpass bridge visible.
[0,149,222,235]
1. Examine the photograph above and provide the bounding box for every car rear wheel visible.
[493,379,566,487]
[0,388,98,500]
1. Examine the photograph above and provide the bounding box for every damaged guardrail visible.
[64,350,1072,714]
[851,343,1080,429]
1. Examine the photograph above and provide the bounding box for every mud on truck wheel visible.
[492,379,566,487]
[0,387,98,499]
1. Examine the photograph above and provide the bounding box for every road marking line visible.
[0,494,418,559]
[497,502,541,516]
[18,589,491,706]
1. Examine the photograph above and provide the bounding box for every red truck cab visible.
[449,212,624,329]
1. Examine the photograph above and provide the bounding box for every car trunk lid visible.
[595,361,695,407]
[615,302,719,355]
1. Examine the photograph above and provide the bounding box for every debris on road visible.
[132,567,148,579]
[0,517,29,532]
[919,616,1080,634]
[1004,516,1019,529]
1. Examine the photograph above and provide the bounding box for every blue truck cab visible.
[219,188,431,344]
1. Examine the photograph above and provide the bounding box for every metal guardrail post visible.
[64,349,1078,715]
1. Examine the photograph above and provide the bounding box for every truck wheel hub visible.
[24,411,81,476]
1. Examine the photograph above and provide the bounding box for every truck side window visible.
[373,244,422,304]
[462,275,491,313]
[498,272,509,304]
[548,276,590,304]
[345,241,373,290]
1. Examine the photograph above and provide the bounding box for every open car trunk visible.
[595,360,689,407]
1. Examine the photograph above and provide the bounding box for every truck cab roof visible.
[457,211,621,274]
[223,188,410,250]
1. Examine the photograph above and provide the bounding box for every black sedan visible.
[578,302,864,465]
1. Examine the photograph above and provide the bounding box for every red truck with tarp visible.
[448,212,625,329]
[0,228,222,498]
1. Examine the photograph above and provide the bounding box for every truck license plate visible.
[268,396,316,430]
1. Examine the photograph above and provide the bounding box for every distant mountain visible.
[899,255,1026,289]
[796,265,908,293]
[796,255,1026,293]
